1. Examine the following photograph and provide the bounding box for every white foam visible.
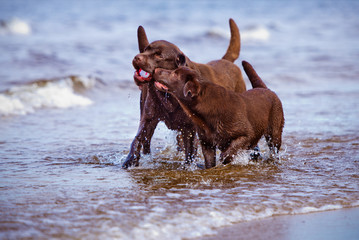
[0,18,31,35]
[0,76,94,116]
[127,204,277,240]
[242,25,270,41]
[124,202,350,240]
[293,204,343,214]
[207,25,270,42]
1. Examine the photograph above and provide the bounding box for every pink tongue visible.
[155,81,168,91]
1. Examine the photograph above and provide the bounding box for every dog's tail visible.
[222,18,241,63]
[242,61,268,89]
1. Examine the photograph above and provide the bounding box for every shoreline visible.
[196,207,359,240]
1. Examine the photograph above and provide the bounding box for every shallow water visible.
[1,0,359,239]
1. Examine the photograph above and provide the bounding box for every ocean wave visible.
[125,203,358,240]
[0,76,96,116]
[206,24,270,42]
[0,17,31,35]
[242,25,270,41]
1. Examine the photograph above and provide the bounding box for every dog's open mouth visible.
[154,81,169,91]
[134,68,152,82]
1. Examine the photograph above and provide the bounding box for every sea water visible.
[1,0,359,239]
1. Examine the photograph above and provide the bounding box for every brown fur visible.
[123,19,246,168]
[152,61,284,169]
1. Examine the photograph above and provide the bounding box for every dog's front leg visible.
[220,136,250,165]
[181,127,197,164]
[122,118,159,168]
[200,142,216,169]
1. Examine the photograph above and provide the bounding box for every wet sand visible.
[198,207,359,240]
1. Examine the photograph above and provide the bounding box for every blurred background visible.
[1,0,357,89]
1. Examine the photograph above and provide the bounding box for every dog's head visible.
[132,26,188,84]
[153,67,200,101]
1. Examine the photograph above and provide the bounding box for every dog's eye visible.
[154,52,162,58]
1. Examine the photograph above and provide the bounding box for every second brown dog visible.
[153,61,285,169]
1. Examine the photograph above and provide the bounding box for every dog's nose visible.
[134,54,143,62]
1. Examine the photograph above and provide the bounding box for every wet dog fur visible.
[152,61,284,169]
[123,19,247,168]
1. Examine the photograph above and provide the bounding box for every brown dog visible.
[123,19,246,168]
[152,61,284,169]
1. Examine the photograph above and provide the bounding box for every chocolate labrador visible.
[152,61,285,169]
[122,19,247,168]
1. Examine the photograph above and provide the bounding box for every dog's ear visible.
[175,53,186,67]
[183,79,199,98]
[137,26,149,53]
